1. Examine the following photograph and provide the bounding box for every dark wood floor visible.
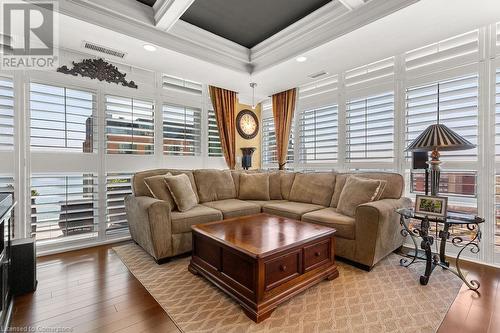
[10,242,500,333]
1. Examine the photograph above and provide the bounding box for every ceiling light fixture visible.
[143,44,157,52]
[296,56,307,62]
[250,82,257,109]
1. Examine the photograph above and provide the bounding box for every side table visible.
[396,208,484,294]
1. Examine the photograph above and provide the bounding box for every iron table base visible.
[398,211,481,294]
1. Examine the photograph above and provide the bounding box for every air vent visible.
[308,71,328,79]
[83,41,126,58]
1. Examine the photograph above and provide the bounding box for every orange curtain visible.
[272,88,297,170]
[209,86,237,169]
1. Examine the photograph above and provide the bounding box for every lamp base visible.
[427,149,441,196]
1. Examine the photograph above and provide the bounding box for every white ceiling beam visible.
[57,0,250,72]
[153,0,195,31]
[338,0,366,10]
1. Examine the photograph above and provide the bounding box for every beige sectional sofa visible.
[125,169,411,269]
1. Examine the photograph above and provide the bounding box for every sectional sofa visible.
[125,169,411,270]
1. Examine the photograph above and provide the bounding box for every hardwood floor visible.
[10,242,500,333]
[11,242,181,333]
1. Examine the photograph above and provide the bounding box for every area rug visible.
[113,243,463,333]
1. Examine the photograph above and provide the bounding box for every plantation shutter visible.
[0,77,14,150]
[406,75,479,161]
[30,83,96,152]
[105,95,154,154]
[298,105,338,163]
[262,116,293,166]
[31,174,98,242]
[163,104,201,156]
[346,92,395,163]
[208,109,223,157]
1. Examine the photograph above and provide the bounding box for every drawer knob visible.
[315,251,321,257]
[279,265,287,272]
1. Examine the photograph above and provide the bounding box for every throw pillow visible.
[336,176,387,217]
[239,173,270,200]
[143,173,175,211]
[164,174,198,212]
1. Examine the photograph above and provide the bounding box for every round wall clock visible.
[236,109,259,140]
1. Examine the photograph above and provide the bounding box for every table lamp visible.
[405,84,475,196]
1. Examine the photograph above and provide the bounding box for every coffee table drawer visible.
[304,240,330,272]
[264,250,301,290]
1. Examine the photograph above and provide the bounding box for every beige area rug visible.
[113,244,463,333]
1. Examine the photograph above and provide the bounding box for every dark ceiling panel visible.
[181,0,332,48]
[137,0,156,7]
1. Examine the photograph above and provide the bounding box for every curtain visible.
[209,86,237,169]
[272,88,297,170]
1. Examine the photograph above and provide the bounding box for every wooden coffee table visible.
[188,213,338,323]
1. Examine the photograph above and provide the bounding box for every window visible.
[496,175,500,253]
[0,77,14,150]
[0,175,14,193]
[299,75,338,101]
[406,75,479,161]
[262,116,293,167]
[105,95,154,155]
[410,170,477,198]
[31,174,98,243]
[298,105,338,163]
[346,92,394,163]
[496,70,500,159]
[208,109,223,157]
[345,57,394,87]
[106,173,132,236]
[163,75,202,95]
[163,104,201,156]
[406,30,479,72]
[496,69,500,252]
[30,83,95,152]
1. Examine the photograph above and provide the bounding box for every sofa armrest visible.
[354,197,412,267]
[125,195,173,261]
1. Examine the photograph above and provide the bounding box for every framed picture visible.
[415,195,448,218]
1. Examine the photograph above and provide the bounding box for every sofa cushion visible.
[330,172,404,207]
[194,169,236,203]
[239,173,270,200]
[302,208,355,240]
[336,176,386,217]
[289,173,336,207]
[171,205,223,234]
[244,200,287,209]
[263,201,324,220]
[269,172,283,200]
[143,173,175,211]
[280,172,296,200]
[202,199,261,219]
[165,174,198,212]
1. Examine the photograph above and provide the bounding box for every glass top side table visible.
[396,207,484,294]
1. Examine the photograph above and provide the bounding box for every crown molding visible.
[170,20,251,64]
[250,0,419,73]
[56,0,419,77]
[338,0,366,11]
[153,0,195,31]
[58,0,250,72]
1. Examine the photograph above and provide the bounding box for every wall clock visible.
[236,109,259,140]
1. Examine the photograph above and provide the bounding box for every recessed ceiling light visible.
[143,44,157,52]
[296,56,307,62]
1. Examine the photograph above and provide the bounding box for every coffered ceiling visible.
[180,0,333,48]
[43,0,500,103]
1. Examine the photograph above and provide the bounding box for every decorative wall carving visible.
[57,58,138,89]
